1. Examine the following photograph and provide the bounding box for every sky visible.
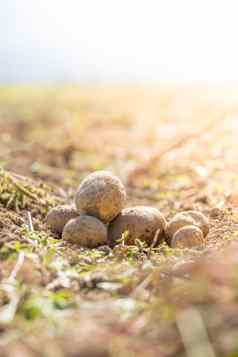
[1,0,238,83]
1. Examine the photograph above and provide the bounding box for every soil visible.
[0,84,238,356]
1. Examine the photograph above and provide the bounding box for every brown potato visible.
[171,225,205,249]
[180,210,209,237]
[165,213,196,244]
[108,206,166,246]
[75,171,126,223]
[45,205,79,235]
[62,215,107,248]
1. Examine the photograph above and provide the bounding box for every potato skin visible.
[75,171,126,223]
[165,213,195,244]
[45,205,79,235]
[180,210,209,237]
[171,225,204,249]
[62,215,107,248]
[108,206,166,246]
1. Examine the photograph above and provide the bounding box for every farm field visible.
[0,84,238,356]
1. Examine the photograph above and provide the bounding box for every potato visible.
[108,206,166,246]
[62,215,107,248]
[180,210,209,237]
[75,171,126,223]
[45,205,79,235]
[171,225,205,249]
[165,213,195,244]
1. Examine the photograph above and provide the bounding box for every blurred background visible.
[2,0,238,83]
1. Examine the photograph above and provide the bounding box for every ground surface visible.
[0,84,238,356]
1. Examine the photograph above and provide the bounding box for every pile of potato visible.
[46,171,209,249]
